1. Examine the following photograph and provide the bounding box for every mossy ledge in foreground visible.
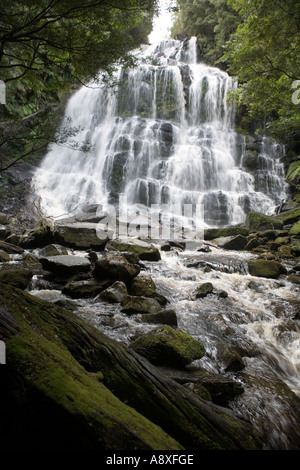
[0,284,262,450]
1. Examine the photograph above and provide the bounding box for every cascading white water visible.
[32,3,288,229]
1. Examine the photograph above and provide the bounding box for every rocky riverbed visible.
[0,201,300,450]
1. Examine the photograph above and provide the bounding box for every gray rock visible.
[106,238,161,261]
[121,295,161,314]
[99,281,128,303]
[93,252,140,284]
[40,255,91,276]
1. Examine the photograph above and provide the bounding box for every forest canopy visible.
[0,0,156,170]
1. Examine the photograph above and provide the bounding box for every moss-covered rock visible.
[214,235,248,250]
[0,265,33,289]
[62,279,111,299]
[195,282,214,298]
[290,220,300,236]
[0,250,10,262]
[55,223,108,250]
[0,284,262,450]
[248,259,286,279]
[121,295,161,314]
[99,281,128,303]
[129,325,206,368]
[93,252,140,284]
[276,206,300,226]
[138,308,178,327]
[20,223,55,248]
[128,274,156,297]
[39,244,69,257]
[246,212,284,232]
[106,238,161,261]
[204,226,249,241]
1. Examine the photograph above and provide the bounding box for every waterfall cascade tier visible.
[33,35,289,229]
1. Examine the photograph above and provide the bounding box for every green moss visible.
[248,259,285,279]
[246,212,283,231]
[290,220,300,236]
[2,284,182,450]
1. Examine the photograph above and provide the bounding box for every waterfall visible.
[33,2,289,231]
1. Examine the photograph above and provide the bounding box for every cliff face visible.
[0,283,261,450]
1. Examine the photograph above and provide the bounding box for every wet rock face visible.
[247,259,286,279]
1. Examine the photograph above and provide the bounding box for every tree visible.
[224,0,300,146]
[0,0,156,171]
[171,0,240,68]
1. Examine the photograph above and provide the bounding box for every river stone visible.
[0,240,24,254]
[55,222,109,250]
[204,226,249,241]
[290,220,300,236]
[0,213,9,225]
[158,367,244,406]
[62,279,111,299]
[129,325,206,368]
[106,238,161,261]
[213,235,248,250]
[20,223,55,248]
[216,342,245,372]
[246,212,284,231]
[121,295,161,314]
[195,282,214,298]
[248,259,286,279]
[99,281,128,303]
[39,244,69,257]
[0,264,33,289]
[93,252,140,283]
[128,274,156,297]
[0,250,10,262]
[138,308,178,327]
[40,255,91,276]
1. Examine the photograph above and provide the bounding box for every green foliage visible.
[171,0,240,68]
[224,0,300,145]
[0,0,156,170]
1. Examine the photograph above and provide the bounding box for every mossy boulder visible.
[93,252,140,284]
[0,284,262,450]
[20,223,55,248]
[214,235,248,250]
[246,212,284,232]
[62,279,111,299]
[106,238,161,261]
[40,255,91,277]
[99,281,128,303]
[195,282,214,298]
[0,240,24,254]
[0,250,10,262]
[0,265,33,289]
[248,259,286,279]
[139,308,178,327]
[55,223,108,250]
[129,325,206,368]
[128,274,156,297]
[39,244,69,257]
[121,295,161,314]
[204,226,249,241]
[276,206,300,225]
[290,220,300,236]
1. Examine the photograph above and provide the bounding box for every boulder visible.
[99,281,128,303]
[195,282,214,298]
[138,308,178,327]
[93,252,140,284]
[204,226,249,241]
[62,279,111,299]
[159,367,244,406]
[129,325,206,368]
[121,296,161,314]
[290,220,300,236]
[55,222,109,250]
[0,265,32,289]
[0,250,10,262]
[106,238,161,261]
[38,244,69,257]
[128,274,156,297]
[246,212,283,231]
[40,255,91,276]
[248,259,286,279]
[0,240,24,254]
[214,235,248,250]
[216,342,245,372]
[20,223,55,248]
